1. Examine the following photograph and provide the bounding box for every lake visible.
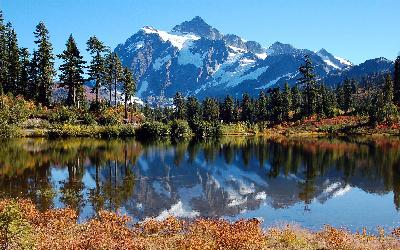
[0,136,399,232]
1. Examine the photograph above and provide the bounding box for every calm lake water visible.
[1,136,400,232]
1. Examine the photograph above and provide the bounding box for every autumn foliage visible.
[1,199,400,250]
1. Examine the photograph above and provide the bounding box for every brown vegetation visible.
[1,199,400,249]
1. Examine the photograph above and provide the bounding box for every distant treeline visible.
[145,54,400,126]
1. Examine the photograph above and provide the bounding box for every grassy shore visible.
[221,115,400,137]
[1,115,399,140]
[1,199,399,250]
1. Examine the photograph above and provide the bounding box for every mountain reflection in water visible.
[0,137,399,231]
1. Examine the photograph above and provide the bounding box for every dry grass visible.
[1,199,400,250]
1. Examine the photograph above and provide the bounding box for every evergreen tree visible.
[121,67,136,120]
[339,78,357,112]
[268,87,283,122]
[87,36,106,103]
[142,103,154,121]
[221,95,235,123]
[368,90,381,125]
[282,83,292,120]
[5,22,20,95]
[291,85,302,118]
[394,56,400,105]
[0,11,6,99]
[34,21,55,105]
[18,48,30,97]
[241,92,254,122]
[322,86,336,118]
[315,83,323,118]
[298,55,317,116]
[58,35,86,107]
[383,74,395,104]
[173,92,186,119]
[381,74,398,123]
[202,97,220,122]
[256,91,268,122]
[336,84,345,111]
[105,52,122,106]
[27,50,39,100]
[372,74,398,124]
[186,96,201,125]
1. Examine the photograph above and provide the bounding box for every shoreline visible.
[13,124,400,139]
[1,198,399,249]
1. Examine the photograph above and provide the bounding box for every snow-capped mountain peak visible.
[114,17,391,101]
[141,25,200,50]
[172,16,222,40]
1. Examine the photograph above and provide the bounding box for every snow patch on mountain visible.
[218,65,269,88]
[142,26,200,50]
[323,59,340,69]
[256,73,293,90]
[255,192,267,200]
[256,52,268,60]
[178,43,204,68]
[137,80,149,97]
[153,55,172,70]
[126,41,144,52]
[334,56,353,66]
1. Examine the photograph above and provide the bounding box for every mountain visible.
[114,16,392,101]
[324,57,394,85]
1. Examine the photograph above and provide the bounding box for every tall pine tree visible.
[5,22,20,95]
[374,74,398,124]
[87,36,106,103]
[221,95,236,123]
[297,55,317,117]
[291,85,302,118]
[27,50,39,100]
[34,21,55,106]
[256,91,268,122]
[122,67,136,120]
[18,48,30,97]
[173,92,186,120]
[186,96,201,125]
[202,97,220,122]
[394,56,400,105]
[241,92,254,122]
[58,34,86,107]
[282,83,292,120]
[0,11,6,99]
[105,52,123,106]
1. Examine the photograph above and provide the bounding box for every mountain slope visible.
[114,17,392,101]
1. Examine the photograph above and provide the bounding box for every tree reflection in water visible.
[0,136,399,226]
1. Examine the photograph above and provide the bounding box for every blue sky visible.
[1,0,400,66]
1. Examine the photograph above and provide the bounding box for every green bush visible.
[169,120,193,140]
[191,121,222,139]
[47,124,136,138]
[7,98,31,125]
[49,107,78,124]
[100,125,122,138]
[136,121,170,140]
[0,96,31,129]
[119,125,136,137]
[81,112,97,125]
[89,101,107,113]
[0,122,20,138]
[98,111,121,126]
